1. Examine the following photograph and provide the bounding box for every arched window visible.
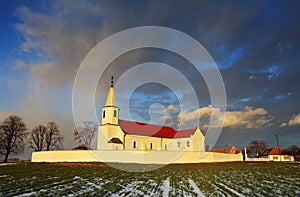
[133,141,136,148]
[114,110,117,117]
[187,141,190,147]
[103,110,105,118]
[165,144,167,151]
[178,142,180,148]
[150,143,153,150]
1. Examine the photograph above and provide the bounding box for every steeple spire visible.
[105,76,116,106]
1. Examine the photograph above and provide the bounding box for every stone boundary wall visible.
[246,157,270,162]
[32,150,243,164]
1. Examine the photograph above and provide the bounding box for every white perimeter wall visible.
[246,155,295,162]
[32,150,242,164]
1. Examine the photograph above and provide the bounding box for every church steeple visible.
[105,76,116,107]
[102,76,119,125]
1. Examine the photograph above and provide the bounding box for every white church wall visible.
[162,138,188,151]
[97,125,124,150]
[97,126,107,150]
[119,133,205,152]
[124,135,162,151]
[190,128,205,152]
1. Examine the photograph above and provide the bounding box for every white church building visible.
[97,78,205,152]
[31,78,242,164]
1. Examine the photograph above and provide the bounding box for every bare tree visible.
[74,121,97,149]
[0,115,27,163]
[248,140,267,157]
[29,125,48,151]
[46,122,63,151]
[29,122,63,151]
[287,145,300,157]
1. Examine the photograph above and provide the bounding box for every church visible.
[31,78,242,164]
[97,77,205,152]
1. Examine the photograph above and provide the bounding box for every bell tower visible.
[101,76,119,125]
[98,76,123,150]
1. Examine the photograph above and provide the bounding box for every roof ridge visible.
[119,119,176,129]
[119,119,197,139]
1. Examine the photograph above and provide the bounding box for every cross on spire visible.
[111,76,114,87]
[105,76,116,106]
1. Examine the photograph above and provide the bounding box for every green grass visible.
[0,162,299,196]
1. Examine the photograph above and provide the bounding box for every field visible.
[0,162,299,196]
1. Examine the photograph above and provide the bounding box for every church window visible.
[133,141,136,148]
[187,141,190,147]
[103,110,105,118]
[178,142,180,148]
[150,143,153,149]
[114,110,117,117]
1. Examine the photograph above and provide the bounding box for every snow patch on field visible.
[217,182,245,197]
[0,163,16,166]
[162,178,170,197]
[242,188,252,194]
[16,191,37,196]
[67,176,102,196]
[188,179,205,197]
[74,176,102,190]
[117,180,146,196]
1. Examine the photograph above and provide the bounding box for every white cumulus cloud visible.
[279,122,287,127]
[288,113,300,126]
[163,104,180,112]
[177,105,273,129]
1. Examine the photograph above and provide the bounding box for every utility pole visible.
[244,147,248,161]
[275,134,281,162]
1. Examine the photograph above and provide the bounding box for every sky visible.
[0,0,300,158]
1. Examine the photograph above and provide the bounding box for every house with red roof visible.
[247,147,295,162]
[268,148,294,162]
[97,77,205,152]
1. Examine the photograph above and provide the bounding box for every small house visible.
[268,148,294,162]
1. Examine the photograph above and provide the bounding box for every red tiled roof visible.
[119,120,196,139]
[269,147,284,155]
[175,128,196,138]
[72,145,88,150]
[108,138,123,144]
[210,149,227,153]
[260,148,273,157]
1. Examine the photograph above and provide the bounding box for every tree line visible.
[0,115,97,163]
[0,115,63,163]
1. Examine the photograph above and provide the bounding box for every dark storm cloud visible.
[93,0,300,146]
[14,0,300,148]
